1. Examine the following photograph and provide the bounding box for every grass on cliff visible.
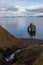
[0,26,25,49]
[14,45,43,65]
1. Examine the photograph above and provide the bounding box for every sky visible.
[0,0,43,17]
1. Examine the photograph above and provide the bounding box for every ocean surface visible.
[0,16,43,39]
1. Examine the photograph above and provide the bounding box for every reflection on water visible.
[0,16,43,39]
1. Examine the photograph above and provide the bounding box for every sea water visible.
[0,16,43,39]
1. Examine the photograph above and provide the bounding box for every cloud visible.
[27,4,43,9]
[0,0,43,16]
[25,4,43,16]
[4,6,19,12]
[26,8,43,14]
[28,8,43,13]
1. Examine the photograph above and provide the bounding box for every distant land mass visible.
[0,16,28,18]
[1,15,43,18]
[37,16,43,17]
[0,15,43,18]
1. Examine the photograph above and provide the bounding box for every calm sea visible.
[0,16,43,39]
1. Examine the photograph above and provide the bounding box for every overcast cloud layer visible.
[0,0,43,16]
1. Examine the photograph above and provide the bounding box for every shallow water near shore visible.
[0,16,43,39]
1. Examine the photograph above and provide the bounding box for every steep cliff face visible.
[0,26,25,49]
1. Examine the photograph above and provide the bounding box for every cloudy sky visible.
[0,0,43,16]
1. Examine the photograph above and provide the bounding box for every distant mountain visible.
[37,16,43,17]
[0,26,25,49]
[0,15,34,18]
[0,16,25,18]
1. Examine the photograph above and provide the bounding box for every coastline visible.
[19,38,43,46]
